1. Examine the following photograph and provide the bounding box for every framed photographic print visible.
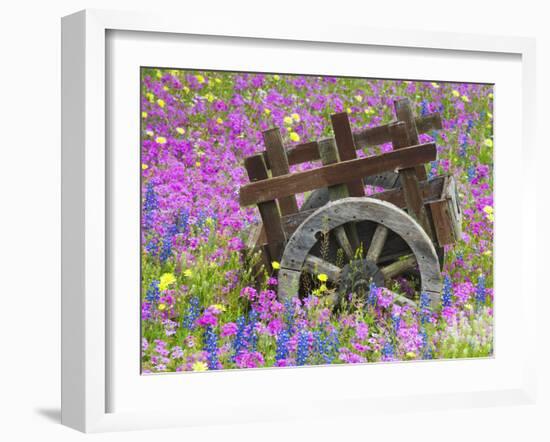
[61,9,537,433]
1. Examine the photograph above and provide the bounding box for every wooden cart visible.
[239,99,461,309]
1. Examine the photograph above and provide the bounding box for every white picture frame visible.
[61,9,537,433]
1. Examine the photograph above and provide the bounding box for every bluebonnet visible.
[145,280,160,303]
[392,313,401,333]
[247,310,259,351]
[476,274,486,306]
[428,160,438,179]
[196,210,208,230]
[367,281,377,307]
[419,292,431,325]
[144,238,158,257]
[275,329,290,362]
[177,209,190,233]
[421,328,433,359]
[283,298,295,333]
[159,229,173,264]
[232,315,247,360]
[382,341,395,360]
[143,183,158,229]
[313,328,340,364]
[296,329,309,366]
[204,326,219,369]
[467,166,476,181]
[182,296,200,330]
[466,119,474,133]
[420,99,429,116]
[442,275,453,307]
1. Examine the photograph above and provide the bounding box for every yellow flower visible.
[163,86,169,91]
[159,272,176,291]
[346,107,352,114]
[216,117,224,124]
[289,132,300,142]
[176,127,185,135]
[211,304,226,313]
[464,303,473,311]
[145,92,154,102]
[484,139,493,148]
[488,93,494,99]
[273,74,280,81]
[195,161,201,167]
[215,78,221,84]
[317,273,328,282]
[192,361,208,372]
[483,206,493,215]
[483,250,492,256]
[157,303,166,311]
[157,99,165,108]
[145,130,154,137]
[318,284,327,292]
[405,352,416,359]
[461,95,470,103]
[431,82,440,89]
[141,163,148,170]
[155,136,167,144]
[205,217,215,227]
[488,112,493,119]
[264,108,271,115]
[183,269,192,278]
[291,113,301,122]
[283,116,293,125]
[195,74,205,84]
[354,95,363,102]
[141,111,148,118]
[205,92,215,103]
[271,261,280,270]
[183,86,190,94]
[452,90,460,97]
[155,69,162,78]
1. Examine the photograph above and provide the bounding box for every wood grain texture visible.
[244,154,285,263]
[259,113,442,168]
[331,112,365,197]
[278,197,443,308]
[263,128,299,216]
[394,98,428,180]
[240,142,437,207]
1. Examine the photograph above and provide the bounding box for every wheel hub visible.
[338,259,384,296]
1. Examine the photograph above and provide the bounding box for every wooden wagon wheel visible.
[277,197,443,309]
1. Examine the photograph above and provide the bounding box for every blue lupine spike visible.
[204,326,219,369]
[143,183,158,230]
[232,316,247,360]
[476,274,486,306]
[296,329,309,366]
[442,276,453,307]
[182,296,200,330]
[275,329,290,362]
[145,280,160,302]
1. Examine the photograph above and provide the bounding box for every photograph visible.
[139,69,494,373]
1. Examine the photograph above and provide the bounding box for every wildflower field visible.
[140,68,493,373]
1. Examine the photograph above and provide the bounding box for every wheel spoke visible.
[379,254,416,279]
[304,254,342,282]
[333,226,354,260]
[366,224,388,263]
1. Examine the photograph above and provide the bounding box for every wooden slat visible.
[394,98,428,180]
[243,154,285,263]
[280,176,446,239]
[263,128,299,216]
[331,112,365,197]
[240,142,437,207]
[260,113,442,168]
[389,121,433,239]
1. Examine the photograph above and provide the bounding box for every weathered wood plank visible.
[240,142,437,207]
[304,255,342,282]
[389,121,434,239]
[379,254,417,279]
[260,113,442,169]
[331,112,365,198]
[263,128,299,216]
[282,176,446,239]
[243,154,285,263]
[366,224,389,263]
[394,98,428,180]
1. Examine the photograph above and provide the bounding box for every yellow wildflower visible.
[488,112,493,119]
[195,161,201,167]
[431,82,440,89]
[271,261,280,270]
[163,86,169,91]
[216,117,223,124]
[483,250,492,256]
[452,90,460,97]
[159,272,176,291]
[155,136,167,144]
[157,99,165,108]
[273,74,280,81]
[461,95,470,103]
[291,113,301,122]
[405,352,416,359]
[183,86,190,94]
[205,92,215,103]
[145,92,154,102]
[484,139,493,148]
[317,273,328,283]
[192,361,208,372]
[283,116,293,125]
[195,74,205,84]
[464,303,473,311]
[155,69,162,78]
[141,111,148,118]
[145,130,154,137]
[354,95,363,102]
[289,132,300,142]
[176,127,185,135]
[183,269,192,278]
[318,284,327,293]
[488,93,494,99]
[157,303,166,311]
[483,206,494,222]
[264,108,271,115]
[215,78,221,84]
[211,304,226,313]
[141,163,148,170]
[346,107,352,114]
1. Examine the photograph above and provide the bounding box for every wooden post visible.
[331,112,365,197]
[244,154,286,265]
[389,121,434,239]
[263,128,299,216]
[394,98,428,180]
